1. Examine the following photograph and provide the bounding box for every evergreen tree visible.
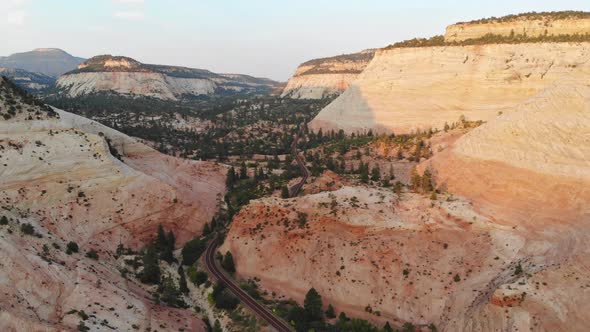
[304,288,323,321]
[384,321,394,332]
[240,161,248,179]
[178,265,189,294]
[325,304,336,319]
[226,167,236,188]
[202,222,211,236]
[281,185,290,199]
[141,245,161,284]
[221,251,236,274]
[156,224,167,251]
[359,163,369,183]
[371,165,381,182]
[213,319,222,332]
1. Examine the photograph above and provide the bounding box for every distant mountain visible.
[57,55,283,100]
[0,48,85,77]
[0,67,55,92]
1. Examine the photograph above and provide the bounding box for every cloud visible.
[113,10,145,20]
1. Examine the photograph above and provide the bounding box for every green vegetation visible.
[0,216,8,225]
[20,223,35,235]
[85,249,99,260]
[66,241,79,255]
[386,31,590,50]
[181,237,207,266]
[457,11,590,25]
[221,251,236,274]
[140,245,161,284]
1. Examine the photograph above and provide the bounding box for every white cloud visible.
[113,11,145,20]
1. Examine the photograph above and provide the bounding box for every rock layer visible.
[281,51,374,99]
[309,42,590,134]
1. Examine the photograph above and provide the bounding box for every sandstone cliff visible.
[57,55,282,100]
[309,42,590,134]
[0,77,225,330]
[281,50,375,99]
[446,12,590,42]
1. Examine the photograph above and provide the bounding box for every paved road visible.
[204,236,294,332]
[289,133,310,197]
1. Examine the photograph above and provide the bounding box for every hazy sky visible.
[2,0,590,81]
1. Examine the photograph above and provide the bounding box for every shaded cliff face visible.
[222,84,590,332]
[0,48,85,77]
[281,51,375,99]
[446,13,590,42]
[309,42,590,134]
[57,55,282,100]
[0,77,224,331]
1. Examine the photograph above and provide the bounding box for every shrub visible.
[66,241,79,254]
[85,249,99,260]
[0,216,8,225]
[20,223,35,235]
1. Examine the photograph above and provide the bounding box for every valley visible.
[1,8,589,332]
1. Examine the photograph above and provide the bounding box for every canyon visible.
[0,77,226,331]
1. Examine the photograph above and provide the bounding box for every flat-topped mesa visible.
[281,50,375,99]
[445,11,590,42]
[57,55,282,100]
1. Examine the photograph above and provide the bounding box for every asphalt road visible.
[204,236,294,332]
[289,133,310,197]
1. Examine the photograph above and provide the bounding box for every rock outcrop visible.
[281,50,375,99]
[0,77,225,330]
[57,55,282,100]
[0,67,56,92]
[309,42,590,134]
[445,12,590,42]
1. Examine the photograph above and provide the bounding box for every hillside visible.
[309,39,590,134]
[0,68,56,92]
[57,55,283,100]
[0,48,85,77]
[0,77,226,331]
[221,82,590,331]
[281,50,375,99]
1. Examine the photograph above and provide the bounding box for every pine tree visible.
[226,167,236,188]
[240,161,248,179]
[202,222,211,236]
[384,321,394,332]
[141,245,161,284]
[371,165,381,182]
[281,185,290,199]
[325,304,336,319]
[304,288,323,321]
[178,265,189,294]
[221,251,236,274]
[156,224,167,251]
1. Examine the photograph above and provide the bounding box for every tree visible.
[371,165,381,182]
[85,249,99,260]
[325,304,336,319]
[221,251,235,274]
[20,223,35,235]
[178,265,189,294]
[66,241,79,254]
[202,222,211,236]
[155,224,167,251]
[0,216,8,225]
[226,167,236,188]
[281,185,290,199]
[141,245,161,284]
[160,230,175,263]
[384,321,394,332]
[213,320,222,332]
[181,237,206,266]
[240,161,248,179]
[359,163,369,183]
[304,288,323,321]
[422,169,434,192]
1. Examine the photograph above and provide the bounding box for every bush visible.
[0,216,8,225]
[20,223,35,235]
[85,249,99,260]
[221,251,235,274]
[66,241,79,254]
[181,237,206,266]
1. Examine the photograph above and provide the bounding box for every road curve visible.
[289,133,310,197]
[204,236,294,332]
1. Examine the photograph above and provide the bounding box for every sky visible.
[2,0,590,81]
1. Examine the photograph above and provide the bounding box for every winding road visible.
[289,133,310,197]
[204,236,294,332]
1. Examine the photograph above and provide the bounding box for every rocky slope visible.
[0,68,56,92]
[222,83,590,331]
[0,48,85,77]
[281,50,375,99]
[0,77,226,331]
[57,55,283,100]
[446,12,590,42]
[309,41,590,134]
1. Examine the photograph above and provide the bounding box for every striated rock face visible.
[57,55,282,100]
[0,67,56,92]
[281,51,375,99]
[445,15,590,42]
[0,77,225,331]
[309,42,590,134]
